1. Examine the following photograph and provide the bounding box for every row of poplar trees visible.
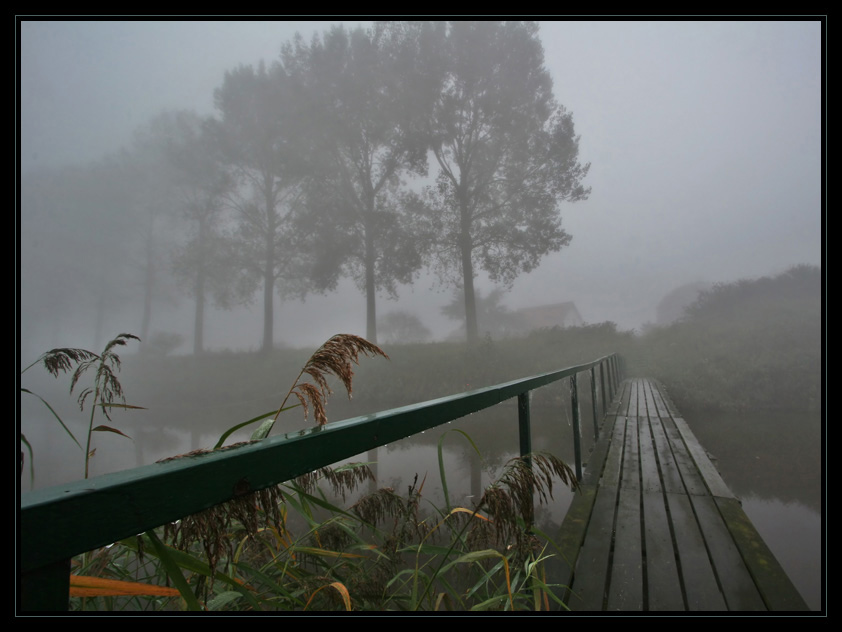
[23,21,591,354]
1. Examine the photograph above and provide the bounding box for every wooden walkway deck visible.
[555,378,808,612]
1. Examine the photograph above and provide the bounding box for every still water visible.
[21,382,822,611]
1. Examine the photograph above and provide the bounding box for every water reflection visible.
[682,407,822,611]
[739,495,821,611]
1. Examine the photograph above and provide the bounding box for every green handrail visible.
[19,353,620,612]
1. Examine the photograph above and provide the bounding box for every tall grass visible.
[68,445,577,612]
[20,334,145,481]
[56,332,578,611]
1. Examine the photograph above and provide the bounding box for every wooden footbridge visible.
[554,377,809,611]
[19,355,809,612]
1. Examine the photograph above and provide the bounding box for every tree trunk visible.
[193,217,207,355]
[194,284,205,355]
[364,223,378,344]
[193,267,205,356]
[261,185,277,354]
[459,201,478,345]
[140,209,156,344]
[462,247,478,345]
[262,259,274,354]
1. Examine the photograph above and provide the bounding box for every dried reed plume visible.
[21,347,100,377]
[272,334,389,429]
[467,452,578,556]
[295,463,376,503]
[164,485,285,585]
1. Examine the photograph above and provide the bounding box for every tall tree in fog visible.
[281,22,442,343]
[149,110,240,354]
[418,21,591,344]
[212,62,307,353]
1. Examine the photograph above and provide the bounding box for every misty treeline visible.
[20,21,590,355]
[635,264,821,411]
[118,264,821,448]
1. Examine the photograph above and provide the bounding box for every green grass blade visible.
[436,428,483,514]
[207,590,244,611]
[20,433,35,486]
[98,403,146,411]
[143,530,204,611]
[121,537,253,591]
[470,594,513,611]
[21,388,83,451]
[284,485,362,524]
[234,561,306,607]
[214,405,300,449]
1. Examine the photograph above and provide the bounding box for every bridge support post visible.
[589,366,599,441]
[517,392,534,526]
[570,373,583,481]
[20,558,69,612]
[599,361,607,426]
[517,392,532,464]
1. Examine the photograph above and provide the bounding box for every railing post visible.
[517,392,532,464]
[517,391,534,526]
[590,366,600,441]
[20,559,70,612]
[570,373,583,482]
[599,360,607,423]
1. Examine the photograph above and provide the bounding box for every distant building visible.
[516,302,584,330]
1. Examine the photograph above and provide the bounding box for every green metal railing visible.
[19,353,620,612]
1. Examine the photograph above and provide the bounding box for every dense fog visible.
[19,20,822,358]
[17,20,824,611]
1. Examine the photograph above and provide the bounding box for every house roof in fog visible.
[515,301,583,329]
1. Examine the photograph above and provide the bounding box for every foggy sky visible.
[18,19,824,352]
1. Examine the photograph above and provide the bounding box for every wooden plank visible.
[666,492,728,611]
[639,416,661,493]
[568,483,619,610]
[651,378,681,417]
[607,482,643,610]
[647,379,674,418]
[620,416,640,491]
[673,417,735,500]
[663,417,709,496]
[582,415,616,486]
[714,497,809,611]
[690,495,766,610]
[555,485,598,601]
[627,379,640,418]
[651,418,684,494]
[600,416,627,488]
[641,378,656,417]
[609,380,631,416]
[642,491,685,611]
[567,415,626,609]
[606,415,642,609]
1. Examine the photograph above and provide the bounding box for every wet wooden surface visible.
[555,378,808,612]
